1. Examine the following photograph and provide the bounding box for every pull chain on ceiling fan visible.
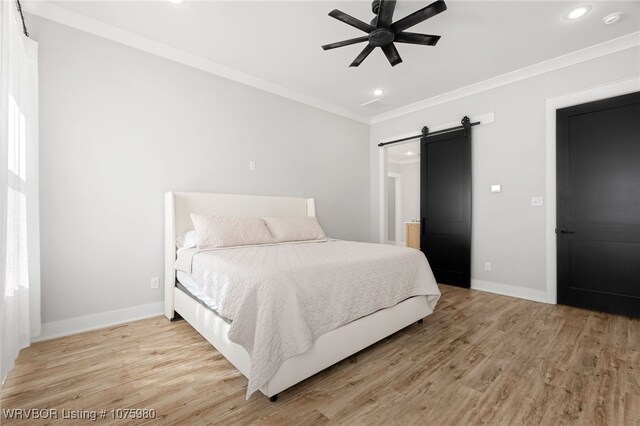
[322,0,447,67]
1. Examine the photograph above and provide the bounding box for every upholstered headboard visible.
[164,192,316,319]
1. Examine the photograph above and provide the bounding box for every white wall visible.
[30,17,370,326]
[371,48,640,297]
[28,12,640,332]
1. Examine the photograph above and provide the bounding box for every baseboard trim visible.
[33,302,164,342]
[31,281,547,342]
[471,279,549,304]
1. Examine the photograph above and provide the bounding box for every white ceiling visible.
[37,1,640,119]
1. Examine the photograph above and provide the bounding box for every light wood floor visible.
[2,285,639,425]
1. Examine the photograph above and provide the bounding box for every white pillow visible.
[263,216,327,242]
[190,214,275,249]
[176,230,197,249]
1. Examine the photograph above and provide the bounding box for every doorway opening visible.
[545,77,639,305]
[384,140,421,247]
[556,91,640,318]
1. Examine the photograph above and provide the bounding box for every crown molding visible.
[23,1,370,124]
[370,31,640,124]
[23,2,640,127]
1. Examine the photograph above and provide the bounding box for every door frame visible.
[544,77,640,304]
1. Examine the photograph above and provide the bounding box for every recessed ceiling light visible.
[406,151,414,156]
[371,88,385,97]
[168,0,186,4]
[602,12,623,25]
[564,5,592,21]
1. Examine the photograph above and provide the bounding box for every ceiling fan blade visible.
[382,43,403,66]
[350,44,375,67]
[390,0,447,33]
[329,9,374,33]
[376,0,397,28]
[322,36,369,50]
[394,32,441,46]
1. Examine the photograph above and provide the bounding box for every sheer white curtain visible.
[1,0,41,385]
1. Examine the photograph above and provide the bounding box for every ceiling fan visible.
[322,0,447,67]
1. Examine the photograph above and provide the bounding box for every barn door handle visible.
[556,229,575,234]
[421,217,425,235]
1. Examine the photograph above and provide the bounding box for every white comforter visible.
[177,240,440,397]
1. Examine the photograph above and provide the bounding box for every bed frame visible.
[164,191,432,400]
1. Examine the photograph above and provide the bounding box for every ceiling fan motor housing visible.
[369,29,395,47]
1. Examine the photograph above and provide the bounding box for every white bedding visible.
[175,240,440,398]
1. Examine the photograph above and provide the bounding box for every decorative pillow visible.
[263,216,327,242]
[190,214,275,249]
[176,230,197,249]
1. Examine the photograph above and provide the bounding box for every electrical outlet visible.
[484,262,492,272]
[150,277,159,289]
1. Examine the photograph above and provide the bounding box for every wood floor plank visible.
[2,285,638,425]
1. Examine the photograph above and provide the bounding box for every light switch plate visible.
[531,196,544,207]
[491,185,502,193]
[249,160,256,171]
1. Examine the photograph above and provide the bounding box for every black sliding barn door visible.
[420,127,471,288]
[557,91,640,318]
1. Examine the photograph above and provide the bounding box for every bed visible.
[164,191,440,401]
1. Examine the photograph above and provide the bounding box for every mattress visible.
[176,271,231,324]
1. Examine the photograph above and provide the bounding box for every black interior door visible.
[420,128,471,288]
[557,91,640,318]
